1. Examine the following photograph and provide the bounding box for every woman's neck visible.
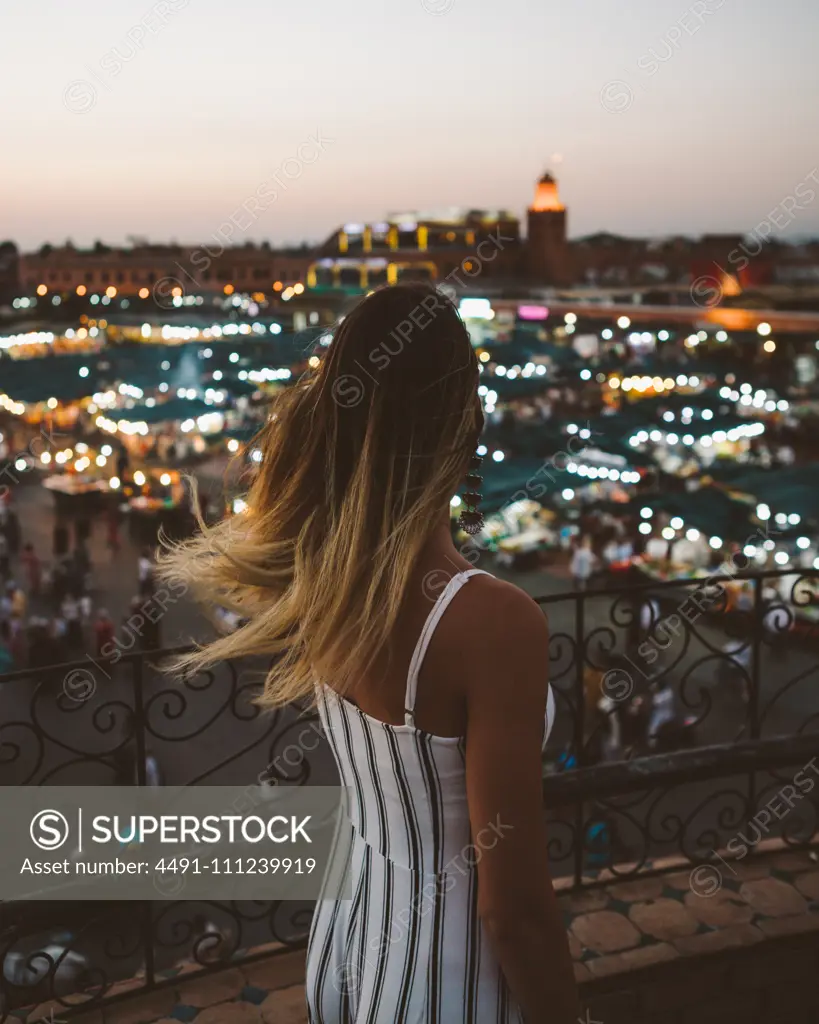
[420,509,477,576]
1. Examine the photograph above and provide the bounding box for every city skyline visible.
[5,0,819,250]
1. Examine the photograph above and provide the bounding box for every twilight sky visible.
[3,0,818,251]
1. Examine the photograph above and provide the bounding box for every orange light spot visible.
[531,173,565,213]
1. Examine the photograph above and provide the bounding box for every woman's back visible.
[308,567,554,1022]
[332,556,502,736]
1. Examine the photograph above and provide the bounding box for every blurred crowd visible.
[0,499,161,674]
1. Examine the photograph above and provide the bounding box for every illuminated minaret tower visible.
[526,171,569,285]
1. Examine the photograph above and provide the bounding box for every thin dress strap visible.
[403,568,491,727]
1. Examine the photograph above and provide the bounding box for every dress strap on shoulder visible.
[403,568,491,726]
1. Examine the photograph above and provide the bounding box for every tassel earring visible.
[458,453,484,536]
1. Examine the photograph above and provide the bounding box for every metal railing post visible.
[132,652,155,990]
[747,575,764,828]
[573,593,586,887]
[750,576,762,741]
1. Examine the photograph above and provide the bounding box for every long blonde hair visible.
[158,284,483,706]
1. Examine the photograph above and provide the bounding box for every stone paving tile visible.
[177,969,247,1009]
[560,888,611,914]
[758,913,819,939]
[739,877,808,917]
[629,898,700,942]
[260,985,309,1024]
[571,910,642,954]
[683,888,755,928]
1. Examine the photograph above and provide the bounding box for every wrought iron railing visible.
[536,565,819,757]
[0,648,328,1020]
[0,568,817,1019]
[535,566,819,887]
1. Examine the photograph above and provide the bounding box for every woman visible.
[159,284,578,1023]
[21,542,42,596]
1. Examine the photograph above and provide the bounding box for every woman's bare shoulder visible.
[462,574,548,629]
[448,574,551,721]
[439,573,549,672]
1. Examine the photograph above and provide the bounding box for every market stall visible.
[126,467,192,544]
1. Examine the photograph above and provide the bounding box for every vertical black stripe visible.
[416,731,444,871]
[393,854,422,1022]
[464,862,480,1022]
[353,842,373,1020]
[319,689,352,793]
[392,734,425,1021]
[365,855,392,1024]
[336,698,367,837]
[385,727,421,870]
[309,859,344,1018]
[340,839,368,1021]
[359,712,389,857]
[417,731,447,1019]
[429,873,447,1024]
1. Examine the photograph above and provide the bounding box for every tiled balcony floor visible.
[17,846,819,1024]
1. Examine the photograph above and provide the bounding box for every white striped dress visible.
[306,568,555,1023]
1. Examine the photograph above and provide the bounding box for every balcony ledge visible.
[23,840,818,1024]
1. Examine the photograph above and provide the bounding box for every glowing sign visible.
[517,305,549,321]
[459,298,494,320]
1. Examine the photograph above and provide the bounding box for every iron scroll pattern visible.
[538,568,819,762]
[0,651,329,1021]
[542,763,819,891]
[537,568,819,887]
